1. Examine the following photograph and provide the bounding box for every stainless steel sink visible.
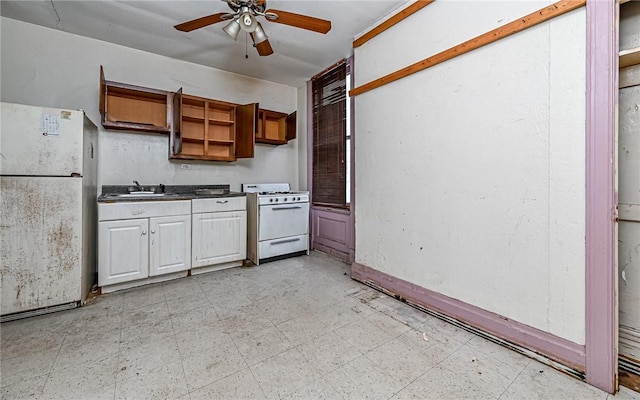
[129,191,157,195]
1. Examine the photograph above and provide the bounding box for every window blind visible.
[312,61,347,207]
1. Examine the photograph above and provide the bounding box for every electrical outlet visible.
[181,163,191,170]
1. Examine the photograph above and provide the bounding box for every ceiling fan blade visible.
[265,9,331,34]
[174,13,228,32]
[251,34,274,56]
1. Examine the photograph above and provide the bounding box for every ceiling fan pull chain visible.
[245,32,249,59]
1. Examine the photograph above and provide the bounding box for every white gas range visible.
[242,183,310,265]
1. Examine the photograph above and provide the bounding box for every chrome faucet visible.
[133,180,143,191]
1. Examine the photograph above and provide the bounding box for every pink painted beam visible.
[585,0,618,394]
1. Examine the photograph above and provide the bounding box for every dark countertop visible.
[97,184,246,203]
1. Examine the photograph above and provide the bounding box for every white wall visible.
[0,18,299,192]
[354,1,586,344]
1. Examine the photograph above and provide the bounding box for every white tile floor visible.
[2,251,639,400]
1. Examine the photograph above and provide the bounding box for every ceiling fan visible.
[174,0,332,56]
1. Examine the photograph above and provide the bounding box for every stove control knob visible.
[275,198,279,202]
[284,197,288,202]
[269,198,273,203]
[297,197,300,201]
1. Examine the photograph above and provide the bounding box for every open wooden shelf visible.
[256,137,289,145]
[620,47,640,68]
[256,109,296,145]
[181,137,204,143]
[170,153,236,162]
[169,94,241,162]
[209,119,235,126]
[182,115,205,123]
[100,66,170,133]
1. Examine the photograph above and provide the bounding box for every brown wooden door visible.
[286,111,297,141]
[170,88,183,157]
[235,103,258,158]
[99,66,106,125]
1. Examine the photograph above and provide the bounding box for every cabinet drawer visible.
[98,200,191,221]
[192,197,246,213]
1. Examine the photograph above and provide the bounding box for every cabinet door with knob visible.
[98,218,149,286]
[192,210,247,267]
[149,215,191,276]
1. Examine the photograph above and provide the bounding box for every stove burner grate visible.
[259,191,293,195]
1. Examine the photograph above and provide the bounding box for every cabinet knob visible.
[142,230,147,235]
[151,230,155,234]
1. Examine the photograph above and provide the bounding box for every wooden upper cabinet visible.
[256,109,297,145]
[99,66,170,134]
[169,95,256,162]
[98,67,305,160]
[171,94,234,161]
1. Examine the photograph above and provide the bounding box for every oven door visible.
[259,202,309,241]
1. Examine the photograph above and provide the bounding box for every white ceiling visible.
[0,0,406,87]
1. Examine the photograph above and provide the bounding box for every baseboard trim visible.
[314,243,350,263]
[191,260,243,275]
[100,271,188,293]
[351,262,586,372]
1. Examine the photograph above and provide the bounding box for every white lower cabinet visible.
[98,201,191,290]
[98,197,247,290]
[192,211,247,267]
[98,218,149,286]
[191,197,247,271]
[149,215,191,276]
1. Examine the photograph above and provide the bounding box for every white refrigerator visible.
[1,102,98,320]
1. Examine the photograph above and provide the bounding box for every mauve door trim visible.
[585,0,618,393]
[307,57,356,262]
[307,80,314,249]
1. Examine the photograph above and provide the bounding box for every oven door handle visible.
[270,237,302,245]
[271,206,303,210]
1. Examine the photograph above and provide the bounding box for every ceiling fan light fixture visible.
[253,23,268,44]
[239,11,257,32]
[222,18,241,40]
